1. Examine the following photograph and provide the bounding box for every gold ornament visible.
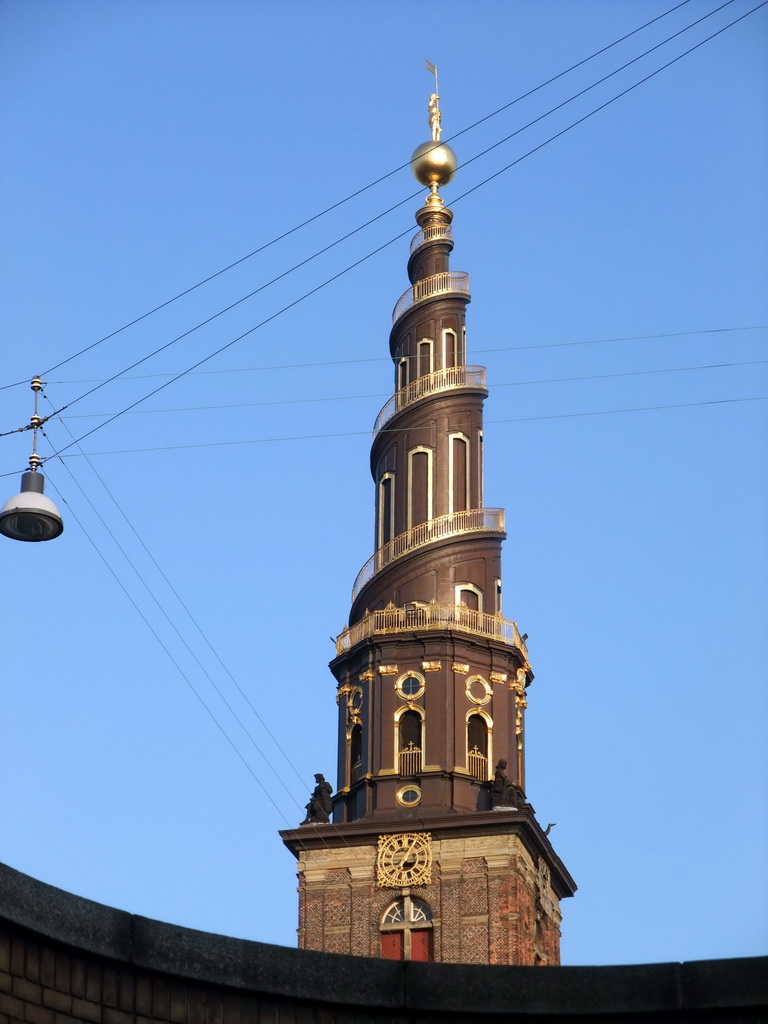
[411,140,457,187]
[377,832,432,887]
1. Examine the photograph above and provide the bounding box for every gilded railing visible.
[467,746,488,782]
[373,365,486,438]
[336,603,528,657]
[399,743,422,776]
[409,223,452,255]
[352,508,505,601]
[392,271,469,325]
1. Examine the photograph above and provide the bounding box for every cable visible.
[490,394,768,425]
[53,359,768,420]
[40,0,768,463]
[0,422,37,439]
[45,436,382,865]
[35,191,420,423]
[0,0,697,390]
[36,0,742,428]
[47,396,768,458]
[40,466,296,828]
[43,227,415,460]
[477,325,768,357]
[42,420,307,813]
[453,0,768,207]
[41,426,393,857]
[44,394,309,794]
[451,0,742,181]
[42,325,768,385]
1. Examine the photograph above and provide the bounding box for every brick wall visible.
[296,832,562,965]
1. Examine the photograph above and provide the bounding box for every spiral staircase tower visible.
[281,87,575,965]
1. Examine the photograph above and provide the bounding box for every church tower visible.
[281,81,575,965]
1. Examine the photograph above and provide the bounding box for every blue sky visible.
[1,0,766,966]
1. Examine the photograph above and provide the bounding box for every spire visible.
[279,72,576,965]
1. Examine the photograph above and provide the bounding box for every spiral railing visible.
[392,271,469,325]
[409,222,452,255]
[373,365,486,438]
[351,508,505,602]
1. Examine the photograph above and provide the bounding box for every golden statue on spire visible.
[411,60,457,197]
[426,59,442,141]
[428,93,442,141]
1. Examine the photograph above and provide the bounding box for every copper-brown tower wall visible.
[281,159,575,964]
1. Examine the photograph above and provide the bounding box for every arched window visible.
[381,896,433,961]
[397,356,408,392]
[455,583,483,612]
[418,338,433,378]
[467,713,489,781]
[408,447,432,528]
[349,723,362,785]
[397,708,423,776]
[378,473,395,548]
[442,328,458,369]
[449,432,470,513]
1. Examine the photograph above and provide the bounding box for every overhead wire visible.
[1,380,763,480]
[41,325,768,386]
[45,396,768,459]
[43,393,311,795]
[38,0,768,466]
[41,417,397,858]
[1,0,739,430]
[454,0,766,208]
[51,359,768,420]
[34,0,740,427]
[40,406,308,812]
[5,2,764,828]
[39,462,296,829]
[0,0,698,392]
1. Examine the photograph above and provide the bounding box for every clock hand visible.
[401,837,418,867]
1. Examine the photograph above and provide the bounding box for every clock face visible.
[376,832,432,888]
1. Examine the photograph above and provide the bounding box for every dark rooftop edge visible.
[1,861,765,1016]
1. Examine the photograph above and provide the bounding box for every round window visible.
[396,672,425,700]
[396,785,422,807]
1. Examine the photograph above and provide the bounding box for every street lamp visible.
[0,378,63,542]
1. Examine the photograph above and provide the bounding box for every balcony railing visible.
[373,365,486,438]
[399,742,422,776]
[467,746,489,782]
[335,602,528,658]
[351,508,505,602]
[392,271,469,325]
[409,223,452,255]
